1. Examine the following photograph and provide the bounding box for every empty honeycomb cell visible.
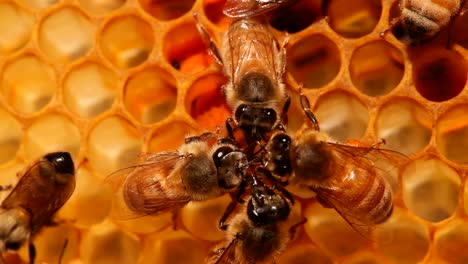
[18,224,80,264]
[349,40,404,96]
[123,66,177,124]
[203,0,231,28]
[402,158,460,222]
[373,209,429,264]
[79,0,125,15]
[375,98,431,155]
[57,165,112,229]
[140,228,208,264]
[287,34,340,88]
[139,0,195,21]
[434,220,468,264]
[114,214,172,234]
[436,104,468,164]
[80,220,141,264]
[1,54,56,115]
[24,113,80,160]
[148,122,196,152]
[0,109,21,164]
[38,7,94,63]
[185,73,231,130]
[88,116,141,176]
[276,242,333,264]
[313,90,368,142]
[63,61,117,119]
[163,22,214,73]
[412,48,467,102]
[269,0,321,33]
[99,15,154,69]
[0,2,34,54]
[325,0,381,38]
[304,202,367,258]
[18,0,56,10]
[181,194,230,241]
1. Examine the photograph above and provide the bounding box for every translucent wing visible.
[223,0,294,18]
[105,151,191,220]
[227,19,279,90]
[2,161,76,235]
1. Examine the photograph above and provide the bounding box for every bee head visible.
[247,186,290,226]
[213,146,248,190]
[44,152,75,184]
[235,105,277,139]
[392,16,434,46]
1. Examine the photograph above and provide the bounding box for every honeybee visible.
[208,181,305,264]
[289,94,406,235]
[223,0,299,18]
[195,16,289,142]
[384,0,467,45]
[0,152,75,264]
[106,132,249,219]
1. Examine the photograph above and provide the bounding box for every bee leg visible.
[28,242,36,264]
[58,239,68,264]
[0,185,12,192]
[288,218,307,240]
[218,200,237,230]
[299,88,320,131]
[0,254,5,264]
[321,0,330,21]
[193,12,223,65]
[277,33,289,77]
[225,118,237,141]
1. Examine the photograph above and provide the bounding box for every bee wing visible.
[324,141,409,177]
[314,185,377,241]
[311,141,407,242]
[228,19,279,88]
[105,151,191,220]
[223,0,291,18]
[207,238,240,264]
[1,161,76,234]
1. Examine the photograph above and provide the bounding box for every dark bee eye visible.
[44,152,75,175]
[212,146,234,168]
[247,187,290,226]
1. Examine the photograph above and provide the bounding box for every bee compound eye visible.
[212,146,234,168]
[44,152,75,176]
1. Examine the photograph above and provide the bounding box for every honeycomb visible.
[0,0,468,263]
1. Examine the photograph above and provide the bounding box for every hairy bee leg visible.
[225,118,236,141]
[299,88,320,131]
[28,242,36,264]
[288,218,307,240]
[277,33,289,77]
[58,239,68,264]
[193,12,223,66]
[0,185,12,192]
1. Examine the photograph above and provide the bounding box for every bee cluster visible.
[109,1,409,263]
[0,0,467,263]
